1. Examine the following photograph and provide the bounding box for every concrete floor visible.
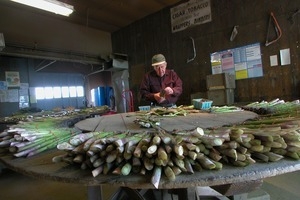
[0,165,300,200]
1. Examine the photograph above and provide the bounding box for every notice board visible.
[210,43,263,80]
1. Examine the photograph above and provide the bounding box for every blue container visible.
[105,86,114,106]
[94,87,105,106]
[192,98,213,110]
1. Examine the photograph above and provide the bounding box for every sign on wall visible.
[5,71,20,87]
[170,0,212,33]
[210,43,263,80]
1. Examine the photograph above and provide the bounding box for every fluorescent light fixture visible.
[10,0,74,16]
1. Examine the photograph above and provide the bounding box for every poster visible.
[5,71,20,87]
[210,43,263,80]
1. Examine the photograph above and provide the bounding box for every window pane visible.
[44,87,53,99]
[69,86,76,97]
[35,87,45,100]
[62,87,69,98]
[53,87,62,98]
[91,89,95,106]
[76,86,84,97]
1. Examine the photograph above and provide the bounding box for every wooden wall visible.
[111,0,300,108]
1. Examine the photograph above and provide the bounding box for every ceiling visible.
[1,0,182,74]
[3,0,182,33]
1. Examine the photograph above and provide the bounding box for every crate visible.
[206,73,236,90]
[192,99,213,110]
[207,89,234,106]
[138,106,150,111]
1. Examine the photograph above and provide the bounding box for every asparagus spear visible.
[151,166,162,189]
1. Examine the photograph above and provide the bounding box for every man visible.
[140,54,183,107]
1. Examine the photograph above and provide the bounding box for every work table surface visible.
[1,149,300,190]
[75,110,258,132]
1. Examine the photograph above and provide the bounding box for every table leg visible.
[87,185,102,200]
[169,188,197,200]
[110,187,146,200]
[211,179,263,196]
[110,188,197,200]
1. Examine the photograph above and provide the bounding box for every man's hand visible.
[154,92,165,103]
[164,87,174,95]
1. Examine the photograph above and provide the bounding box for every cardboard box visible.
[206,73,236,90]
[207,89,235,106]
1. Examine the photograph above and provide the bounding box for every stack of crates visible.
[206,73,236,106]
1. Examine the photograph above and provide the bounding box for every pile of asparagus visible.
[1,102,300,188]
[242,99,300,115]
[0,105,110,124]
[0,105,111,157]
[54,118,300,188]
[0,116,81,157]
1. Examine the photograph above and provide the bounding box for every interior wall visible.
[111,0,300,107]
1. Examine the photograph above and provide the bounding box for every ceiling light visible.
[10,0,74,17]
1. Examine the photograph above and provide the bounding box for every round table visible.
[1,111,300,199]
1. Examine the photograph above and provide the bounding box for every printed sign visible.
[170,0,211,33]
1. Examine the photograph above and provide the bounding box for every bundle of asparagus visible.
[210,106,243,113]
[53,113,300,188]
[138,105,200,117]
[54,126,228,188]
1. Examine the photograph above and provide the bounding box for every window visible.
[61,87,70,98]
[77,86,84,97]
[53,87,62,98]
[69,86,76,97]
[35,87,45,99]
[35,86,84,100]
[44,87,53,99]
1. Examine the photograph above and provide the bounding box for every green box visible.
[206,73,236,90]
[207,89,234,106]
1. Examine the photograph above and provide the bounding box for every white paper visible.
[280,48,291,66]
[270,55,278,66]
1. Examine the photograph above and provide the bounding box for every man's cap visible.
[152,54,166,66]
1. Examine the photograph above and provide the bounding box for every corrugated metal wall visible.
[0,56,85,117]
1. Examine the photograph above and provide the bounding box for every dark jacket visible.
[140,69,183,106]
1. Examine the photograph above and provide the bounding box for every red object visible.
[122,90,134,112]
[102,111,117,115]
